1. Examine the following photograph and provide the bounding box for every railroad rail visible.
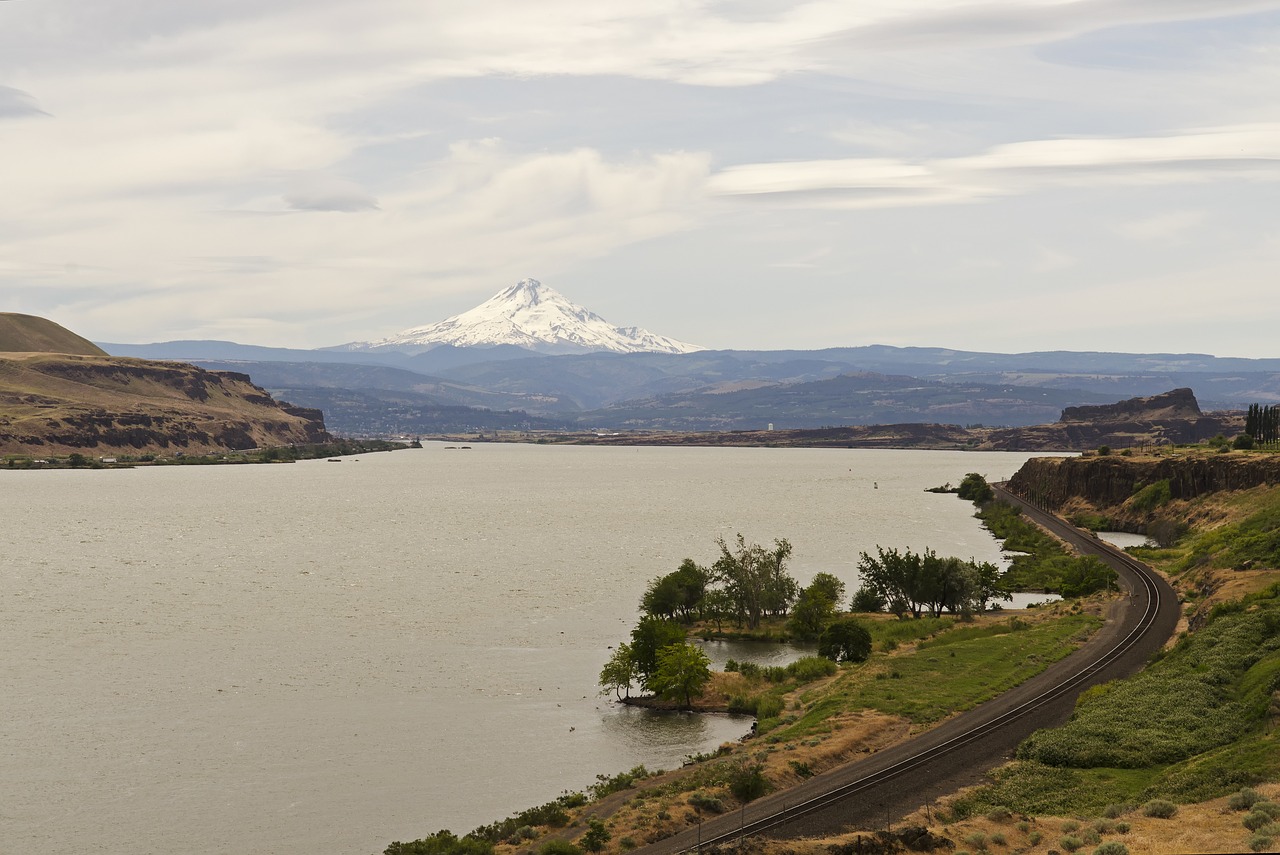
[637,484,1179,854]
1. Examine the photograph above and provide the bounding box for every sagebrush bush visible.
[1143,799,1178,819]
[1060,835,1084,852]
[1230,788,1263,811]
[686,792,726,814]
[1252,801,1280,819]
[1244,810,1274,831]
[1092,842,1129,855]
[1250,833,1275,853]
[1102,803,1127,819]
[986,807,1013,823]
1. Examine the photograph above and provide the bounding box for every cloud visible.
[0,86,48,119]
[709,123,1280,208]
[283,175,379,212]
[1114,210,1206,241]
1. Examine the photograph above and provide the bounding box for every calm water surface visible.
[2,445,1052,854]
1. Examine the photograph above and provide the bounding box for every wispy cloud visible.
[710,123,1280,208]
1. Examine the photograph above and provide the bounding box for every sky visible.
[2,1,1279,357]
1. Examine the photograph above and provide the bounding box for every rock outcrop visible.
[980,389,1237,451]
[1007,453,1280,511]
[1059,388,1202,423]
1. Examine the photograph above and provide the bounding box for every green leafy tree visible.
[598,643,637,701]
[640,559,708,622]
[850,585,887,613]
[629,617,686,688]
[787,573,845,640]
[648,642,712,709]
[385,831,494,855]
[700,589,734,632]
[580,818,610,853]
[713,535,798,629]
[806,572,846,606]
[818,617,872,663]
[957,472,994,503]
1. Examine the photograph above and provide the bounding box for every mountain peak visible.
[346,279,704,355]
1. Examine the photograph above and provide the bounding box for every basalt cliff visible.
[0,314,330,456]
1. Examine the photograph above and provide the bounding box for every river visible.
[1,445,1052,854]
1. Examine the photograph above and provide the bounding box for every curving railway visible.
[635,484,1180,854]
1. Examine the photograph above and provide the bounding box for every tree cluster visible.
[1244,404,1280,444]
[852,546,1010,620]
[639,535,800,630]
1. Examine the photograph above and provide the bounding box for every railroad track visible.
[637,485,1179,854]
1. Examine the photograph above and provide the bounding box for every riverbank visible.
[0,437,411,469]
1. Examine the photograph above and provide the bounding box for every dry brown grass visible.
[748,782,1280,855]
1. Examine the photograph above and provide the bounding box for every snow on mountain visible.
[345,279,704,355]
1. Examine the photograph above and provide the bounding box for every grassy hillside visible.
[0,312,107,356]
[0,352,329,455]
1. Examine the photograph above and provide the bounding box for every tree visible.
[629,617,686,688]
[787,573,845,641]
[648,643,712,709]
[957,472,994,503]
[598,643,637,701]
[713,535,798,629]
[640,559,708,623]
[850,585,886,613]
[818,618,872,663]
[580,818,610,853]
[806,572,846,606]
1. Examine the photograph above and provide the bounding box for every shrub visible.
[787,656,838,682]
[540,841,582,855]
[989,831,1006,846]
[1236,434,1257,450]
[1028,831,1042,845]
[986,807,1013,823]
[618,837,636,851]
[1244,810,1275,832]
[385,832,495,855]
[1102,803,1127,819]
[1143,799,1178,819]
[1061,835,1084,852]
[818,618,872,663]
[1114,822,1130,834]
[687,792,726,814]
[1061,820,1080,833]
[1253,801,1280,819]
[1230,788,1263,811]
[755,695,784,720]
[1081,828,1101,845]
[962,832,988,850]
[1092,843,1129,855]
[1130,479,1172,512]
[1250,833,1275,852]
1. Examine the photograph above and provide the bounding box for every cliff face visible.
[0,354,330,455]
[1007,454,1280,510]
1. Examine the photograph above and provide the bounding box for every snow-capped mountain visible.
[344,279,703,355]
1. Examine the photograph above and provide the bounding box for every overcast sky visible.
[2,1,1279,356]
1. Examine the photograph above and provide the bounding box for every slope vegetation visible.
[0,353,329,455]
[0,312,107,356]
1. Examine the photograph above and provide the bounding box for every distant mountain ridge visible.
[332,278,703,355]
